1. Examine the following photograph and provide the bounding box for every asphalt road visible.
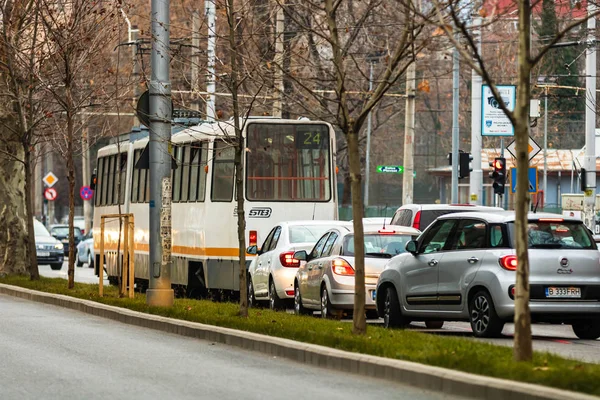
[0,295,457,400]
[38,259,106,285]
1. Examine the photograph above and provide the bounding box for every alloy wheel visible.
[269,282,276,310]
[248,279,254,308]
[321,288,329,318]
[471,294,490,334]
[383,290,392,327]
[294,286,301,315]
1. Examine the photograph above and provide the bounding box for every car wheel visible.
[269,280,284,311]
[469,290,504,338]
[425,321,444,329]
[572,321,600,340]
[50,263,63,271]
[320,285,341,320]
[248,277,257,308]
[87,252,94,269]
[383,286,407,328]
[76,254,84,267]
[294,284,311,316]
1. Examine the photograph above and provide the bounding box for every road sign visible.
[481,84,516,136]
[80,186,93,201]
[43,172,58,188]
[505,136,541,161]
[376,165,404,173]
[510,167,538,193]
[44,187,57,201]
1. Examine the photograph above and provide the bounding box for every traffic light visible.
[489,157,506,195]
[459,152,473,179]
[447,150,473,179]
[90,171,97,190]
[581,168,587,192]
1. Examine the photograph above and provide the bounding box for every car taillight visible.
[279,251,300,268]
[332,258,354,275]
[249,230,257,247]
[499,255,517,271]
[378,229,396,234]
[412,211,421,230]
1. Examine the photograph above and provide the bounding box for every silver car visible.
[294,226,421,319]
[377,211,600,339]
[76,229,95,269]
[247,220,352,310]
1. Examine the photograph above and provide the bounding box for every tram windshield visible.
[246,123,331,202]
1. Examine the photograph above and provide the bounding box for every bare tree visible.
[36,0,120,288]
[281,0,431,334]
[431,0,599,361]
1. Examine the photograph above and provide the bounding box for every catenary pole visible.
[584,3,597,232]
[451,44,460,204]
[147,0,174,307]
[469,15,483,205]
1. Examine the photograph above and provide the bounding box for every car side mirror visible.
[405,240,419,255]
[294,250,307,261]
[246,245,258,255]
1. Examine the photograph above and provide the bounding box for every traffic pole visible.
[451,42,459,204]
[584,2,597,233]
[469,15,483,205]
[147,0,174,307]
[402,62,416,205]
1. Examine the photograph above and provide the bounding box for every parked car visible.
[377,211,600,339]
[34,219,64,270]
[389,204,503,231]
[76,229,95,268]
[247,220,352,310]
[293,225,421,319]
[50,225,83,256]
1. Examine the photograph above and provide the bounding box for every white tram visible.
[92,118,338,296]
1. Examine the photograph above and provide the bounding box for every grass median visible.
[2,275,599,396]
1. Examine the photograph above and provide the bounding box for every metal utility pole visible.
[206,0,216,120]
[272,1,284,118]
[365,61,374,206]
[469,15,483,205]
[584,3,597,232]
[191,11,200,111]
[402,62,416,205]
[147,0,174,307]
[543,89,548,206]
[451,44,460,204]
[46,149,55,226]
[81,123,92,234]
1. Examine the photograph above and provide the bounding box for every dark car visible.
[50,225,83,256]
[34,220,64,270]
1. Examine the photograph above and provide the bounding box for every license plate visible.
[371,290,376,301]
[37,251,50,257]
[545,287,581,298]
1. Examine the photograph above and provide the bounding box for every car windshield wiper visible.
[365,252,392,258]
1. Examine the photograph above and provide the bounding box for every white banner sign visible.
[481,85,516,136]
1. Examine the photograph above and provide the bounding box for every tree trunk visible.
[24,145,39,280]
[0,122,28,276]
[348,128,366,334]
[66,104,76,289]
[227,0,248,318]
[513,0,533,362]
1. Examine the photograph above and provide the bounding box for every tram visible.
[92,118,338,296]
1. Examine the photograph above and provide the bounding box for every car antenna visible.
[533,193,540,213]
[312,203,316,220]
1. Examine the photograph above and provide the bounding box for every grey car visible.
[377,211,600,339]
[294,225,420,319]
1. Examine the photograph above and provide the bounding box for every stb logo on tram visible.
[248,207,272,218]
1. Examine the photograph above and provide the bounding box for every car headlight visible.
[55,243,64,250]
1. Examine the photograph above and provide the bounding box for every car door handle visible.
[467,257,479,264]
[318,263,323,269]
[307,265,313,271]
[428,259,438,266]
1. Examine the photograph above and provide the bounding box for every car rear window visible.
[342,233,417,258]
[289,225,334,244]
[419,210,463,230]
[507,221,596,250]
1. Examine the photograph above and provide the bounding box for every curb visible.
[0,283,597,400]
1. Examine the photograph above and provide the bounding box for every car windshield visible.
[51,227,82,237]
[508,221,595,250]
[289,225,336,243]
[34,220,50,236]
[342,233,416,257]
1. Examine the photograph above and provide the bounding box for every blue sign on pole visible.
[510,167,537,193]
[80,186,94,201]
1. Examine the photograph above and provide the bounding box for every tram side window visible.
[173,145,182,202]
[95,157,104,207]
[189,142,206,202]
[212,141,235,202]
[131,150,140,203]
[105,155,114,206]
[181,146,191,201]
[118,153,128,204]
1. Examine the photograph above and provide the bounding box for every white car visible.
[247,220,352,310]
[76,229,94,268]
